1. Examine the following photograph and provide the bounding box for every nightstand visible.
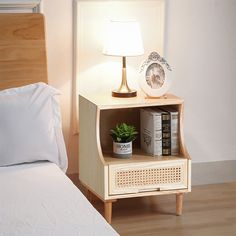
[79,91,191,223]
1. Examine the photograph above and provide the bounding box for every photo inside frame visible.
[145,63,165,89]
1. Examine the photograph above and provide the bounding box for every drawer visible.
[109,159,188,195]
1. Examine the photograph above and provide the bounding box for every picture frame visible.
[139,52,172,97]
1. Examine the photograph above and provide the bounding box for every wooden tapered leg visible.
[176,193,184,216]
[104,201,113,224]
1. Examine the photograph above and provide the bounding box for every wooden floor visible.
[92,182,236,236]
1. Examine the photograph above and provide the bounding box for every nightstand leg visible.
[104,201,113,224]
[176,193,184,215]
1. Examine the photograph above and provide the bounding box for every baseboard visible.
[67,160,236,188]
[192,160,236,186]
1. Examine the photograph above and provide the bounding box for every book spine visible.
[140,109,153,155]
[153,114,162,156]
[162,113,171,156]
[140,109,162,156]
[170,112,179,155]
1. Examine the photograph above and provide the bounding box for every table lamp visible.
[103,20,144,97]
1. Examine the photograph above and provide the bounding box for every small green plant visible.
[110,123,138,143]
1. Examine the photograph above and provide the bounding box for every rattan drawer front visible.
[109,159,188,195]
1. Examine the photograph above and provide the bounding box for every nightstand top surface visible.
[79,91,183,109]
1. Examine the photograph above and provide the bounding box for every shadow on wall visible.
[164,0,236,166]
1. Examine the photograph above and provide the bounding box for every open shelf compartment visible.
[99,104,187,164]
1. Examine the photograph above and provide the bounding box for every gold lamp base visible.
[112,90,137,98]
[112,56,137,98]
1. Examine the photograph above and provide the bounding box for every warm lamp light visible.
[103,20,144,97]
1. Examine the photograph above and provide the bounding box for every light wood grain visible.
[79,96,108,200]
[79,93,191,223]
[188,159,192,192]
[179,103,191,159]
[104,150,186,164]
[68,177,236,235]
[176,193,183,215]
[104,187,189,200]
[80,92,184,110]
[104,200,117,224]
[0,13,47,90]
[79,177,189,201]
[107,182,236,235]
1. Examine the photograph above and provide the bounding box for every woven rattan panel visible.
[115,166,183,188]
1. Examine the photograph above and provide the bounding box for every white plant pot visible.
[113,141,132,158]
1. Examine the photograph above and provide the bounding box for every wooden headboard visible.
[0,13,47,90]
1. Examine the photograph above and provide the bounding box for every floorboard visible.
[96,182,236,236]
[68,175,236,235]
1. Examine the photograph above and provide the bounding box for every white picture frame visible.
[139,52,172,98]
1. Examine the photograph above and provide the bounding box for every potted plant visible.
[110,123,138,158]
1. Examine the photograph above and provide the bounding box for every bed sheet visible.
[0,162,118,236]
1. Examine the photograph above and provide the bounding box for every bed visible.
[0,13,118,236]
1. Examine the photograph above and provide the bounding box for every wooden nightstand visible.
[79,91,191,223]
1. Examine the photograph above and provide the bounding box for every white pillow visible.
[0,83,68,172]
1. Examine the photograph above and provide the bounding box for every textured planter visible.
[113,141,132,158]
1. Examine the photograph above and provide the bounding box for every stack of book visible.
[140,106,179,156]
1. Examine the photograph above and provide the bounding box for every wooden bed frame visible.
[0,13,47,90]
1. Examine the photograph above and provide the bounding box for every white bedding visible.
[0,162,118,236]
[0,83,68,171]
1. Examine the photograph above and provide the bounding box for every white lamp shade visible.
[103,20,144,57]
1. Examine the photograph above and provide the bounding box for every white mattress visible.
[0,162,118,236]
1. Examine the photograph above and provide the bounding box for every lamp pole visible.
[112,56,137,97]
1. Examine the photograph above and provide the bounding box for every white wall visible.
[165,0,236,163]
[41,0,236,174]
[42,0,79,174]
[76,0,165,94]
